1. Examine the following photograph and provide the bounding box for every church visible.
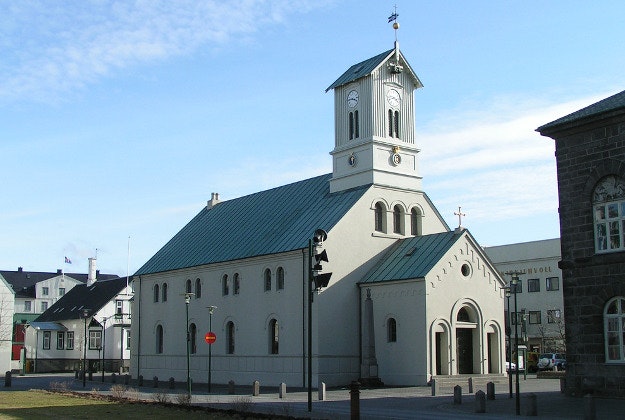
[131,35,507,388]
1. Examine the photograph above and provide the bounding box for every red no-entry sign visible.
[205,332,216,344]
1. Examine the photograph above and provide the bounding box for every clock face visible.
[347,90,359,108]
[386,89,401,108]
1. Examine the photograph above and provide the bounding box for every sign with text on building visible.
[205,332,216,345]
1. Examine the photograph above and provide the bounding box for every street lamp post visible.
[505,286,512,399]
[82,309,90,388]
[511,274,521,416]
[184,293,193,396]
[207,305,217,393]
[101,316,108,382]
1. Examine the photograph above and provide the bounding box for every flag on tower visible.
[388,13,398,23]
[64,256,72,264]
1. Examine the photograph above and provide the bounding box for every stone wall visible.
[551,116,625,396]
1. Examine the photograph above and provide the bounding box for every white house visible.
[25,277,132,373]
[0,274,15,374]
[131,39,506,388]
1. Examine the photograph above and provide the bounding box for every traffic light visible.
[312,229,332,289]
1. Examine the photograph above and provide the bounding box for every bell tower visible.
[326,30,424,193]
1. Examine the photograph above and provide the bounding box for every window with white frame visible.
[605,297,625,362]
[57,331,65,349]
[24,301,31,312]
[42,287,49,296]
[59,287,65,296]
[89,330,102,349]
[66,331,74,350]
[374,202,386,233]
[43,331,51,349]
[410,207,422,236]
[41,301,48,312]
[126,330,131,349]
[546,277,559,291]
[593,175,625,253]
[116,300,123,317]
[393,205,404,234]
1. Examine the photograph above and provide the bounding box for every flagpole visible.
[126,236,131,293]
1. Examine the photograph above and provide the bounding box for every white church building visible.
[131,40,507,388]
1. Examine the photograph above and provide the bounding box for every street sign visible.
[205,331,216,344]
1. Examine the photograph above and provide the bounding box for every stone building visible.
[538,89,625,396]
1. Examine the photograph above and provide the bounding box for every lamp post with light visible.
[505,286,512,399]
[184,293,194,396]
[82,309,90,388]
[207,305,217,393]
[511,274,521,416]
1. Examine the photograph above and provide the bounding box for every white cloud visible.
[420,92,614,226]
[0,0,332,102]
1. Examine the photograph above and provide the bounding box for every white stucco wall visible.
[0,276,15,374]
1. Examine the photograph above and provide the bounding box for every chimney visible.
[87,257,97,286]
[18,267,23,272]
[207,192,221,209]
[57,269,62,274]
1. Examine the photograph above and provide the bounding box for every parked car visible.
[537,353,566,371]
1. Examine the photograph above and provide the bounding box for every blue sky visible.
[2,1,625,276]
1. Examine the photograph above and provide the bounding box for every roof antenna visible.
[387,6,403,74]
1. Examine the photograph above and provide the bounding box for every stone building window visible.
[546,277,559,291]
[605,297,625,362]
[593,175,625,253]
[528,278,540,292]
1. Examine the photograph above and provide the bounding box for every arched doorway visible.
[455,306,478,374]
[431,321,450,375]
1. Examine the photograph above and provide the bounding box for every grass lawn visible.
[0,390,248,419]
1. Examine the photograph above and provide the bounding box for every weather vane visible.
[388,5,399,40]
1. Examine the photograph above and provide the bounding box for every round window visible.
[461,263,471,277]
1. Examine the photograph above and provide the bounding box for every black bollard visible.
[350,380,360,420]
[4,371,11,387]
[138,375,143,387]
[153,376,158,388]
[475,390,486,413]
[453,385,462,405]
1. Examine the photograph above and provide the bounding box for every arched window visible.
[264,269,272,292]
[349,112,354,140]
[226,321,235,354]
[410,207,422,236]
[269,319,279,354]
[387,318,397,342]
[154,284,159,303]
[388,109,393,137]
[394,110,400,138]
[457,307,471,322]
[186,279,192,295]
[162,283,168,302]
[195,278,201,298]
[156,325,163,354]
[374,202,385,232]
[593,175,625,253]
[393,204,404,234]
[605,297,625,361]
[233,273,240,295]
[222,274,230,295]
[354,110,359,138]
[189,323,197,354]
[277,267,285,290]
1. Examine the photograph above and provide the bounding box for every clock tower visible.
[326,41,423,193]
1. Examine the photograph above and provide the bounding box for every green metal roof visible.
[326,49,393,92]
[135,174,369,275]
[537,89,625,133]
[360,230,461,283]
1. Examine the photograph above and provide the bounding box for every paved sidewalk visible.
[3,373,625,419]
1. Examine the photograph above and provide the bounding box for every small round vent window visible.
[461,263,471,277]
